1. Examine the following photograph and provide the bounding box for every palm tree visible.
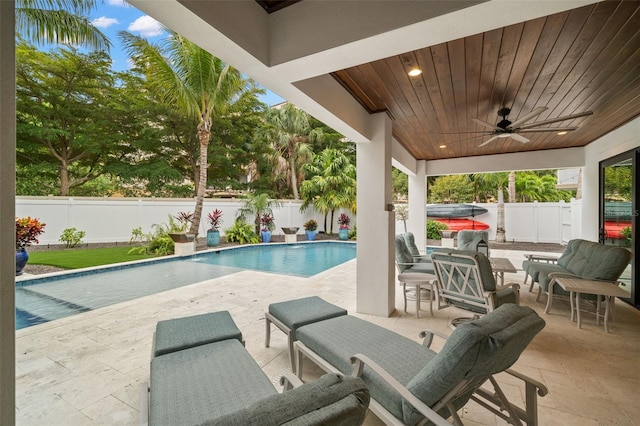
[475,172,509,243]
[256,103,322,199]
[300,149,356,234]
[120,30,248,234]
[236,193,281,235]
[16,0,110,51]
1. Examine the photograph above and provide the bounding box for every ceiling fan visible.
[472,107,593,147]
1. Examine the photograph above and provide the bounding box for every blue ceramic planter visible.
[207,230,220,247]
[261,230,272,243]
[16,249,29,276]
[338,228,349,240]
[305,230,317,241]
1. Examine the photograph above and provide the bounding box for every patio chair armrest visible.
[350,354,450,426]
[418,329,449,348]
[548,271,579,280]
[495,282,521,292]
[280,371,305,391]
[504,369,548,397]
[412,254,432,261]
[523,254,559,263]
[397,262,420,267]
[472,369,548,425]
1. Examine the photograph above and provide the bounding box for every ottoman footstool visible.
[265,296,347,373]
[153,310,243,358]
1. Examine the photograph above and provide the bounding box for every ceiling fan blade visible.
[509,133,530,143]
[507,106,548,129]
[478,135,501,147]
[436,131,494,134]
[518,111,593,130]
[518,127,578,133]
[472,118,500,131]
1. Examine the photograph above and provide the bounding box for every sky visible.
[89,0,285,106]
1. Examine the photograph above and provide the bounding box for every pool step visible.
[15,287,91,322]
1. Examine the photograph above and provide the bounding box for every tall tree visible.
[16,42,123,195]
[16,0,110,51]
[475,172,509,242]
[300,149,356,234]
[120,30,249,234]
[256,103,322,199]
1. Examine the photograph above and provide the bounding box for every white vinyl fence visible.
[17,196,581,246]
[16,197,336,246]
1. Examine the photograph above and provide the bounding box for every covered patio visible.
[14,253,640,424]
[1,0,639,424]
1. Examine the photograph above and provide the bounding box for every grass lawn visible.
[28,246,158,269]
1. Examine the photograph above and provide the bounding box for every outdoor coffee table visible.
[546,277,628,332]
[489,257,517,286]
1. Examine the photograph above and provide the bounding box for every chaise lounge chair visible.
[142,310,370,425]
[292,302,547,426]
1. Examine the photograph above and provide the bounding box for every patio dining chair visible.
[431,250,520,327]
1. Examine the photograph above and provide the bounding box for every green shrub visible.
[128,215,187,256]
[225,220,259,244]
[59,227,86,248]
[348,225,357,240]
[130,227,143,244]
[621,226,632,247]
[426,220,448,240]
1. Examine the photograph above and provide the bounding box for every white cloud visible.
[128,15,163,38]
[108,0,129,6]
[92,16,119,29]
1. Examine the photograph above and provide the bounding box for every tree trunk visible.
[508,171,516,202]
[496,187,506,243]
[576,168,583,199]
[289,156,299,199]
[59,162,70,196]
[189,123,210,235]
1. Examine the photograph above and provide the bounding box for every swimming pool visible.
[15,242,356,330]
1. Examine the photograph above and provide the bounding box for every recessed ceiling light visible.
[557,131,568,135]
[439,144,446,149]
[408,68,422,77]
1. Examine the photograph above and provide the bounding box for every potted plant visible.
[15,216,46,275]
[303,219,318,241]
[337,213,350,240]
[206,209,224,247]
[260,213,275,243]
[168,211,196,243]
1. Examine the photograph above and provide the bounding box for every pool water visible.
[16,242,355,330]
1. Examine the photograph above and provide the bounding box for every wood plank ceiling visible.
[332,1,640,161]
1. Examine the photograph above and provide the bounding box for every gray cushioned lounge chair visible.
[143,311,370,426]
[294,303,547,426]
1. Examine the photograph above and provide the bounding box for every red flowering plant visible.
[260,213,275,232]
[337,213,351,229]
[16,217,46,250]
[206,209,224,231]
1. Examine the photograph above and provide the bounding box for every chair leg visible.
[265,315,271,347]
[402,282,407,313]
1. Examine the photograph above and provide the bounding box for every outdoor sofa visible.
[523,239,632,303]
[142,310,370,425]
[286,302,547,426]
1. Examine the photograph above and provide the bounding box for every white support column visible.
[407,160,427,252]
[0,2,16,424]
[356,113,395,316]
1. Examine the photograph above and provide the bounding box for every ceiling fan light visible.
[408,68,422,77]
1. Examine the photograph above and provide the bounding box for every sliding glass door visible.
[600,149,637,307]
